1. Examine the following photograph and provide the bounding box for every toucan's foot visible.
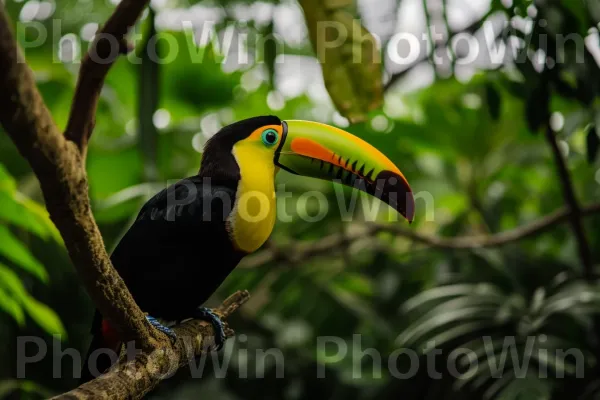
[146,315,177,343]
[194,307,226,351]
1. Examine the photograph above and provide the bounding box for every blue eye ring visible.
[261,128,279,146]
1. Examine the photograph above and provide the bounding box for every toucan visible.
[81,116,414,381]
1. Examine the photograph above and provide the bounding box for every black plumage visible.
[110,177,244,320]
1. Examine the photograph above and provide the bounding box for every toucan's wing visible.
[135,175,235,228]
[106,176,240,318]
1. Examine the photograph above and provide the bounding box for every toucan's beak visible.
[275,120,415,222]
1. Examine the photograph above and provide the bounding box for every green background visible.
[1,0,600,398]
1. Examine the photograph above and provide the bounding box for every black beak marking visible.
[371,170,415,222]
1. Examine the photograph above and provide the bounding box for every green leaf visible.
[0,192,49,239]
[299,0,382,123]
[0,287,25,326]
[0,163,60,241]
[586,126,599,164]
[401,283,503,313]
[397,304,499,347]
[541,287,600,317]
[0,225,47,282]
[17,196,62,242]
[529,287,546,314]
[0,380,53,399]
[420,321,493,352]
[0,264,28,326]
[0,192,40,233]
[0,163,17,193]
[0,263,29,302]
[0,263,64,335]
[22,296,66,338]
[485,371,552,400]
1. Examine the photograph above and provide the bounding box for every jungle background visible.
[1,0,600,398]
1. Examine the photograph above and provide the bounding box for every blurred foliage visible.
[1,0,600,399]
[0,164,65,338]
[299,0,383,123]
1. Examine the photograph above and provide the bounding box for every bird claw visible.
[194,307,226,351]
[146,315,177,343]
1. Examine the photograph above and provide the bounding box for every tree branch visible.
[53,291,250,400]
[64,0,147,156]
[544,126,594,278]
[421,0,438,79]
[384,10,495,91]
[0,0,156,350]
[0,3,250,398]
[241,203,600,268]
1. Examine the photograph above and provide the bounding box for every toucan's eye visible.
[261,128,279,146]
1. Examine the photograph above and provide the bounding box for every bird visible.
[81,115,415,382]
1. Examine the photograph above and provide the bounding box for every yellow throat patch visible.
[228,125,280,253]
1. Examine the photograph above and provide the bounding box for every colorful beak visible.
[275,120,415,222]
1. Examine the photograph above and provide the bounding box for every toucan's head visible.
[200,115,414,222]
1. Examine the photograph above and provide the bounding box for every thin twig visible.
[544,126,594,278]
[241,203,600,268]
[64,0,150,157]
[384,9,495,90]
[422,0,438,78]
[440,0,456,74]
